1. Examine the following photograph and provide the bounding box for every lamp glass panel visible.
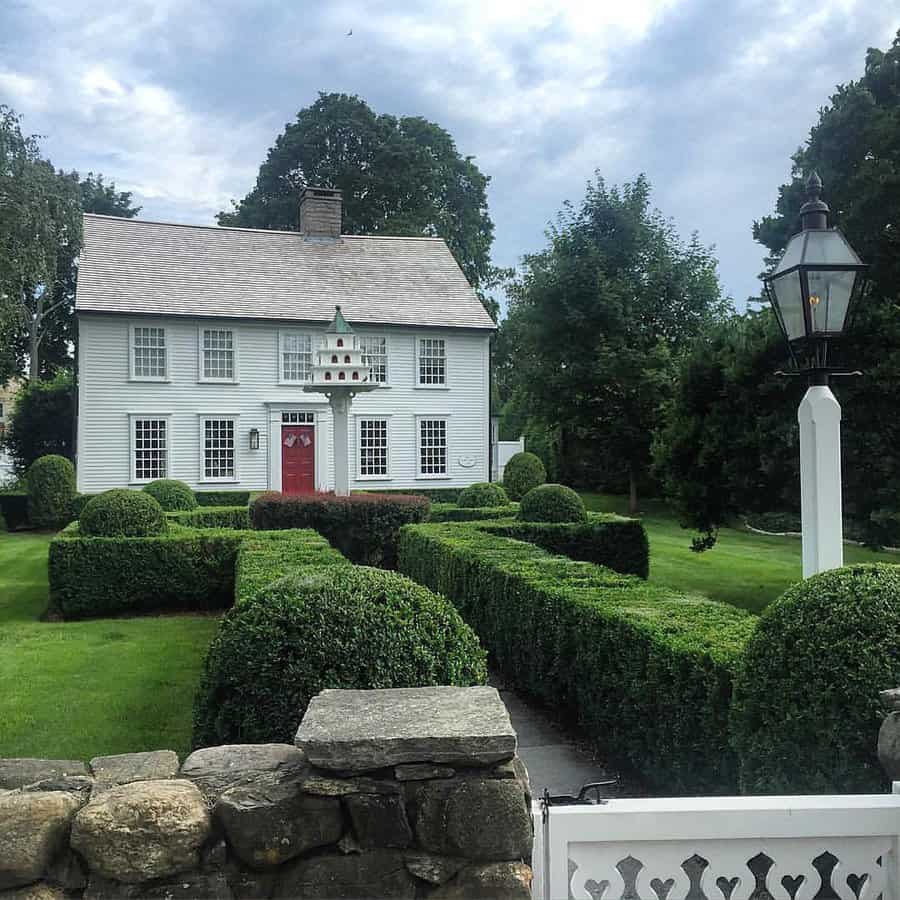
[771,270,806,341]
[807,268,857,334]
[801,229,863,266]
[773,233,806,274]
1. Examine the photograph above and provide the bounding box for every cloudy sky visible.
[1,0,897,312]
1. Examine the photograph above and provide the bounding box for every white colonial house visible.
[73,188,496,496]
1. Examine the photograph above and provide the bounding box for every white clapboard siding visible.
[76,313,490,494]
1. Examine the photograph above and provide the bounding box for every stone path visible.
[491,676,625,800]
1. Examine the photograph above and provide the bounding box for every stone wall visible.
[0,686,533,899]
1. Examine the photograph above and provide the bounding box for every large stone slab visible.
[180,744,308,805]
[71,779,210,883]
[296,687,517,772]
[90,751,179,790]
[431,862,533,899]
[0,791,84,889]
[275,851,417,899]
[0,759,89,790]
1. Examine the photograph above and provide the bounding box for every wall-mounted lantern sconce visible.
[249,428,260,451]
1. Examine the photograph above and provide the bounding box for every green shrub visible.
[26,454,76,530]
[193,565,487,746]
[457,482,508,508]
[478,514,649,578]
[195,490,251,507]
[519,483,586,523]
[168,506,251,530]
[361,487,462,502]
[503,452,546,501]
[143,479,197,511]
[428,503,516,523]
[0,492,29,530]
[731,564,900,793]
[251,492,429,568]
[69,493,99,520]
[48,524,241,618]
[80,489,167,538]
[399,523,755,793]
[0,508,6,532]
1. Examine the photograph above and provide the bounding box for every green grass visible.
[0,531,219,760]
[580,493,898,614]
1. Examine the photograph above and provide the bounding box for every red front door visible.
[282,425,315,494]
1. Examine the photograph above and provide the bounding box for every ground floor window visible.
[358,418,389,477]
[133,417,168,481]
[203,418,236,480]
[418,418,447,476]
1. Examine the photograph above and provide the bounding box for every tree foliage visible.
[0,107,139,381]
[218,93,498,316]
[501,175,728,510]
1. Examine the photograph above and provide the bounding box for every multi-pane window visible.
[202,329,235,381]
[133,418,167,481]
[359,419,388,477]
[418,338,446,386]
[133,327,166,379]
[282,412,314,424]
[281,333,313,382]
[359,336,388,384]
[418,418,447,476]
[203,418,236,480]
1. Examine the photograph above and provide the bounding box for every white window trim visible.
[415,414,452,480]
[128,413,172,484]
[358,334,391,387]
[355,414,392,481]
[199,413,241,483]
[414,335,449,389]
[198,325,239,384]
[129,323,169,382]
[278,329,315,385]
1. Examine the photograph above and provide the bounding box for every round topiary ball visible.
[457,482,509,508]
[731,563,900,794]
[26,454,76,530]
[502,452,546,501]
[518,483,587,523]
[80,489,167,538]
[142,479,197,511]
[193,565,487,746]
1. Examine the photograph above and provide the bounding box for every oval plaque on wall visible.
[458,456,476,468]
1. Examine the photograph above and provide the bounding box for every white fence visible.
[493,437,525,481]
[533,787,900,900]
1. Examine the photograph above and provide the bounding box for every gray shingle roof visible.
[75,214,496,330]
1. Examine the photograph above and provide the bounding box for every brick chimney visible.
[299,187,342,239]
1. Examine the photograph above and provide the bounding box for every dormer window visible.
[337,339,344,348]
[339,372,346,381]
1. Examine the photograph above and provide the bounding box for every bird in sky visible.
[346,29,353,36]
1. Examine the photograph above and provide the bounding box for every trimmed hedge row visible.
[251,492,429,567]
[167,506,251,531]
[398,523,756,793]
[359,487,462,502]
[0,493,29,530]
[195,489,251,507]
[48,523,242,618]
[428,503,517,523]
[477,514,649,578]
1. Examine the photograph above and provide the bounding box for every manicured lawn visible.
[580,493,898,614]
[0,531,219,760]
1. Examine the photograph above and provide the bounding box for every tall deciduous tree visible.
[0,108,139,381]
[219,92,498,317]
[502,174,728,512]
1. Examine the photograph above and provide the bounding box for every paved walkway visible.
[491,676,621,799]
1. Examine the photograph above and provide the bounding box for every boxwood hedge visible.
[193,564,487,747]
[428,503,516,523]
[457,482,509,508]
[142,479,197,511]
[167,506,251,530]
[518,483,587,523]
[27,454,76,530]
[398,522,756,792]
[195,489,251,507]
[80,489,167,538]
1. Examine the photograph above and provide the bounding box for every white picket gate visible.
[532,785,900,900]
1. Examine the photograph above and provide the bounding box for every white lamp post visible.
[304,306,378,496]
[763,173,867,577]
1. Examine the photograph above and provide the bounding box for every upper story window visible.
[280,332,313,383]
[201,328,236,381]
[132,326,167,380]
[132,416,168,482]
[359,336,388,384]
[417,338,446,386]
